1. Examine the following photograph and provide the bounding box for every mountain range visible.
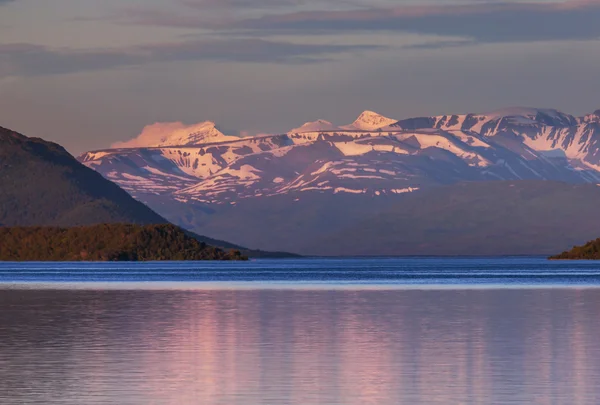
[78,107,600,255]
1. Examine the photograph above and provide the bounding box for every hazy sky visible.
[1,0,600,154]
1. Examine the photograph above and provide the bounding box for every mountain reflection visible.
[1,288,600,404]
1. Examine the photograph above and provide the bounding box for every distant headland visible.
[550,238,600,260]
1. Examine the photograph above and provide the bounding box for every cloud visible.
[0,39,381,78]
[113,0,316,28]
[180,0,304,9]
[239,1,600,43]
[0,44,139,77]
[119,0,600,45]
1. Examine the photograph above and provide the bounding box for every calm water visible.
[1,258,600,404]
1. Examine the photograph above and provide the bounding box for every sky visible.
[1,0,600,154]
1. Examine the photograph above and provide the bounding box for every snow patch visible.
[334,142,373,156]
[391,187,420,194]
[334,187,366,194]
[142,166,192,180]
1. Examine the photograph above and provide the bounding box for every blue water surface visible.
[1,257,600,286]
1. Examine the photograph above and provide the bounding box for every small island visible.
[0,224,247,261]
[550,238,600,260]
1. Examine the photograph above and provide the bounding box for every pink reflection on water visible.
[2,289,600,404]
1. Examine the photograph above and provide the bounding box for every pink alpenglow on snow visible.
[112,121,238,148]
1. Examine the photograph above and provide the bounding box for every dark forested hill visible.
[550,239,600,260]
[0,224,246,261]
[0,126,166,226]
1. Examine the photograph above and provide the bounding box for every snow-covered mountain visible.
[341,110,397,131]
[79,108,600,206]
[290,119,339,134]
[393,107,600,171]
[111,121,237,148]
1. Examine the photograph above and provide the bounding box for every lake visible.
[1,257,600,404]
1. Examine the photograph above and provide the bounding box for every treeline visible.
[0,224,247,261]
[550,238,600,260]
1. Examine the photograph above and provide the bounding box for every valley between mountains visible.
[78,107,600,255]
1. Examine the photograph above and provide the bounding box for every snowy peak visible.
[289,119,338,134]
[289,111,398,134]
[112,121,237,148]
[344,110,398,131]
[172,121,238,146]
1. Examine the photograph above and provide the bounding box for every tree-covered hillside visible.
[0,224,246,261]
[550,239,600,260]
